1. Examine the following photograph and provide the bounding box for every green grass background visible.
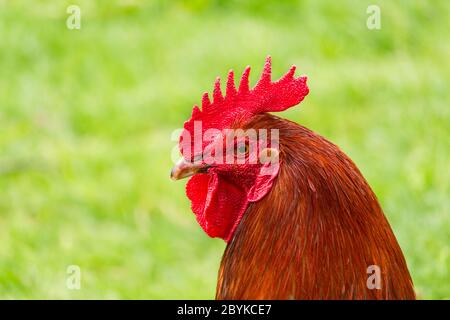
[0,0,448,299]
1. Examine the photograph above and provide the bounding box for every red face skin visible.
[185,127,280,241]
[172,56,308,242]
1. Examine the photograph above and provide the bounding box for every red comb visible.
[180,56,309,158]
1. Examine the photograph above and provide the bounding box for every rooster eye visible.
[237,142,249,155]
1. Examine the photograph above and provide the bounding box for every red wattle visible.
[186,172,248,241]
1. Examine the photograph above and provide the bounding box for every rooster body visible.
[216,114,415,299]
[172,57,415,300]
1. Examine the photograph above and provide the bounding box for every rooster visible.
[171,57,415,300]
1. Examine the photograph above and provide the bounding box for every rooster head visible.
[171,57,309,241]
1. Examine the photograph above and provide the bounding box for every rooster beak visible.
[170,158,208,180]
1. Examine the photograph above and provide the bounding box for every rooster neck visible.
[216,114,415,300]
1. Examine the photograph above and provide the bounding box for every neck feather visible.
[216,115,415,299]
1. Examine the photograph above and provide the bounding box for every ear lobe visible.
[259,147,279,164]
[247,160,280,202]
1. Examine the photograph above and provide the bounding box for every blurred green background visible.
[0,0,448,299]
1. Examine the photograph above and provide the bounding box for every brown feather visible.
[216,114,415,300]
